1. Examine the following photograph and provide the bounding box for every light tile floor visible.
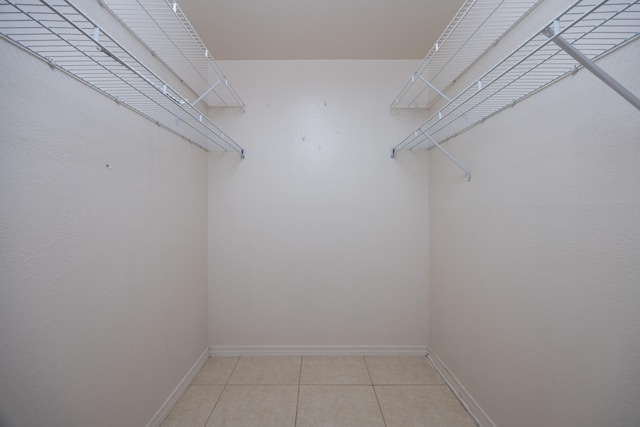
[162,356,476,427]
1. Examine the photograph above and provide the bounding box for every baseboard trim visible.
[210,345,428,357]
[146,347,210,427]
[426,348,495,427]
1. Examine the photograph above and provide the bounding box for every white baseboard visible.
[146,347,210,427]
[210,345,428,357]
[426,348,495,427]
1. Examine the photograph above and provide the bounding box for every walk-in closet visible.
[1,0,638,426]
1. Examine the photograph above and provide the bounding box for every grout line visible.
[369,383,447,386]
[364,357,388,427]
[295,384,391,387]
[216,383,300,386]
[202,357,240,427]
[294,357,303,426]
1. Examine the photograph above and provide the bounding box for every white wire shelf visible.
[100,0,244,110]
[391,0,542,110]
[392,0,640,179]
[0,0,245,155]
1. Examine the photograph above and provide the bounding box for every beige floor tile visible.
[205,385,298,427]
[300,357,371,385]
[191,358,238,385]
[296,385,385,427]
[365,356,443,385]
[227,357,301,384]
[161,386,223,427]
[375,385,476,427]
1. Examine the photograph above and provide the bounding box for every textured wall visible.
[0,36,208,427]
[207,60,429,349]
[428,39,640,427]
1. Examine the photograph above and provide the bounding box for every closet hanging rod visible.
[391,0,639,177]
[0,0,245,156]
[543,20,640,110]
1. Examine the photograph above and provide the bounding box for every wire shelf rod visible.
[394,0,639,156]
[0,0,244,154]
[391,0,542,110]
[100,0,245,110]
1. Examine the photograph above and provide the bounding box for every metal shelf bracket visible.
[421,131,471,181]
[418,75,468,119]
[390,131,471,181]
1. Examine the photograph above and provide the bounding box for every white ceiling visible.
[178,0,466,60]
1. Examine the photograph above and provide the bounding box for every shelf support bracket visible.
[543,20,640,111]
[418,75,467,118]
[177,78,224,121]
[421,131,471,181]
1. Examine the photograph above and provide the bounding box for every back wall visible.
[207,60,430,352]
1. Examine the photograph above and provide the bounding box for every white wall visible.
[0,32,208,427]
[428,39,640,427]
[207,60,429,350]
